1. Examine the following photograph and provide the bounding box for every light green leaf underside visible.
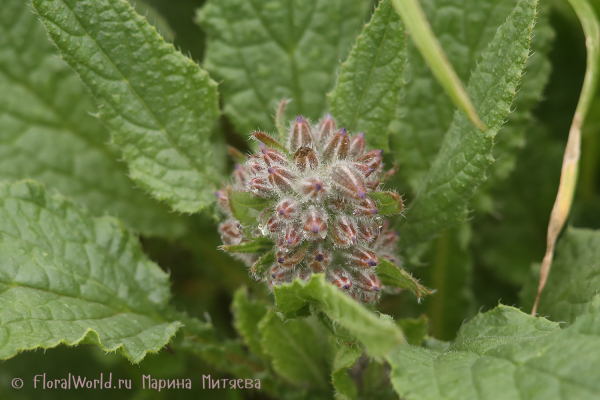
[331,341,362,399]
[197,0,369,135]
[0,180,182,362]
[391,0,552,193]
[535,228,600,326]
[399,0,537,248]
[231,287,268,358]
[273,274,404,357]
[328,0,406,151]
[33,0,221,214]
[0,0,186,237]
[259,311,330,389]
[387,299,600,400]
[227,188,271,226]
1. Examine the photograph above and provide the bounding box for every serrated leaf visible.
[232,287,269,358]
[222,237,273,253]
[391,0,553,193]
[0,180,182,363]
[369,191,403,215]
[397,315,427,346]
[273,274,404,357]
[376,257,431,299]
[399,0,538,247]
[227,187,271,226]
[32,0,221,214]
[328,0,406,151]
[259,311,330,389]
[532,228,600,325]
[197,0,368,135]
[331,341,362,400]
[0,0,186,237]
[387,298,600,400]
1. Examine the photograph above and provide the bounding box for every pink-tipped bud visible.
[277,225,303,249]
[300,177,328,201]
[350,162,376,177]
[296,268,312,282]
[219,220,243,245]
[289,115,313,150]
[349,133,366,157]
[356,149,383,171]
[293,146,319,171]
[355,270,382,292]
[328,197,348,212]
[266,215,286,234]
[248,161,264,176]
[307,246,331,273]
[267,166,296,192]
[357,223,375,243]
[276,246,307,268]
[276,198,301,220]
[323,127,350,160]
[353,197,378,217]
[249,176,274,197]
[215,190,229,212]
[261,148,288,167]
[331,216,357,247]
[328,268,353,290]
[270,265,289,280]
[317,113,336,143]
[330,164,367,200]
[234,164,248,187]
[302,207,328,241]
[347,248,378,268]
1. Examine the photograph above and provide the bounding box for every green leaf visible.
[232,287,269,358]
[399,0,537,248]
[389,0,485,131]
[227,187,271,226]
[376,257,432,299]
[197,0,369,135]
[251,250,275,276]
[259,311,330,389]
[391,0,553,193]
[369,191,403,215]
[331,341,362,400]
[273,274,404,357]
[328,0,406,151]
[0,0,186,237]
[221,237,273,253]
[32,0,221,214]
[397,315,428,346]
[0,180,182,363]
[387,298,600,400]
[533,228,600,325]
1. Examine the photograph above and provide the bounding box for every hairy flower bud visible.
[307,245,331,273]
[302,207,328,241]
[330,163,367,200]
[249,176,273,197]
[300,177,328,201]
[276,198,301,220]
[347,247,378,268]
[289,115,313,150]
[355,270,382,292]
[261,148,288,167]
[317,113,336,143]
[331,216,357,247]
[219,220,243,245]
[276,246,308,268]
[329,268,352,290]
[267,166,296,192]
[349,133,366,157]
[293,146,319,171]
[323,127,350,160]
[353,197,379,216]
[277,225,303,249]
[356,149,383,171]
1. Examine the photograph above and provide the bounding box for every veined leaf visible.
[273,274,404,357]
[331,341,362,399]
[399,0,538,247]
[391,0,553,193]
[259,311,330,389]
[328,0,407,151]
[197,0,369,135]
[532,228,600,325]
[33,0,221,214]
[369,191,403,215]
[397,315,427,346]
[221,237,273,253]
[0,0,186,237]
[231,287,269,358]
[0,180,182,363]
[387,299,600,400]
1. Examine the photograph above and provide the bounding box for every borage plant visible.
[1,0,600,399]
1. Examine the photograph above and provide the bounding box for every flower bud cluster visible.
[217,114,402,303]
